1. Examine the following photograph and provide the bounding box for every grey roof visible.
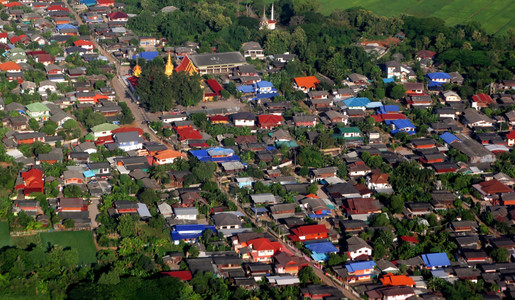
[212,213,242,227]
[189,52,245,67]
[241,42,263,51]
[463,108,494,124]
[173,207,198,216]
[346,236,372,252]
[114,131,143,143]
[250,193,277,204]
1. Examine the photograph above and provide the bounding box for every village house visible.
[241,42,264,59]
[293,76,319,93]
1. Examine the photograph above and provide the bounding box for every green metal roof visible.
[26,102,50,112]
[338,127,361,133]
[91,123,119,133]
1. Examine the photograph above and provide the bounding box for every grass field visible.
[317,0,514,35]
[0,222,11,248]
[40,231,97,265]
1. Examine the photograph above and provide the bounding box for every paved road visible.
[88,198,100,228]
[221,183,359,299]
[66,1,167,145]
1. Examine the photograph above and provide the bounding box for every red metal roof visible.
[112,126,144,136]
[206,79,222,96]
[176,127,202,140]
[209,115,229,122]
[471,93,493,104]
[292,224,328,236]
[400,235,419,243]
[161,270,192,281]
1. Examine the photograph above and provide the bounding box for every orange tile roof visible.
[154,149,186,160]
[0,61,21,72]
[380,273,415,287]
[294,76,319,89]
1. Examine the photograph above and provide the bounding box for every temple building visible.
[260,3,276,30]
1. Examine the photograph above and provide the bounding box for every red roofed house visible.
[380,273,416,287]
[246,238,283,263]
[35,54,54,66]
[210,115,229,124]
[288,224,328,242]
[293,76,319,93]
[415,50,436,61]
[473,179,513,202]
[470,93,494,110]
[97,0,115,7]
[107,11,128,22]
[400,236,419,244]
[4,1,22,8]
[258,114,283,129]
[74,40,95,51]
[161,270,192,281]
[46,5,68,11]
[15,169,44,196]
[506,130,515,146]
[176,127,203,141]
[203,79,222,102]
[111,126,144,136]
[0,32,7,44]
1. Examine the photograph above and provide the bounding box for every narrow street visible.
[66,1,166,145]
[88,198,100,228]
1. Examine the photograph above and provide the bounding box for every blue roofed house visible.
[132,51,159,61]
[305,242,338,262]
[440,132,461,145]
[427,72,451,88]
[237,81,278,101]
[189,147,240,163]
[389,119,416,135]
[421,252,451,269]
[343,261,377,283]
[80,0,97,6]
[378,105,399,114]
[170,224,217,245]
[343,97,370,111]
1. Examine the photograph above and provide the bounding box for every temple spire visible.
[165,51,174,77]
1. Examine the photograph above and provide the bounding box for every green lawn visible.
[39,231,97,265]
[317,0,514,35]
[0,222,11,248]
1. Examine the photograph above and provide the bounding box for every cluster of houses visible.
[1,1,514,298]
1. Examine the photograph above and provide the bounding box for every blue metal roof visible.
[256,81,274,88]
[174,224,216,233]
[132,51,159,61]
[428,80,444,88]
[237,85,254,93]
[427,72,451,80]
[83,170,95,178]
[422,252,450,268]
[251,207,268,214]
[305,242,338,254]
[440,132,460,144]
[57,24,77,30]
[379,105,399,114]
[345,261,376,272]
[383,78,395,84]
[391,119,415,129]
[366,101,383,108]
[344,97,370,107]
[207,147,235,157]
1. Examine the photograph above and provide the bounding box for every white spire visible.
[271,3,274,21]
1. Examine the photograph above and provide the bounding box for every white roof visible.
[137,203,151,217]
[6,149,24,159]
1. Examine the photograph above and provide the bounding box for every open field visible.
[40,231,97,264]
[317,0,514,35]
[0,222,10,248]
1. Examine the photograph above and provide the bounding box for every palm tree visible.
[150,166,168,184]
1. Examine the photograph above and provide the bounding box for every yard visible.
[39,231,97,265]
[0,222,10,248]
[317,0,514,35]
